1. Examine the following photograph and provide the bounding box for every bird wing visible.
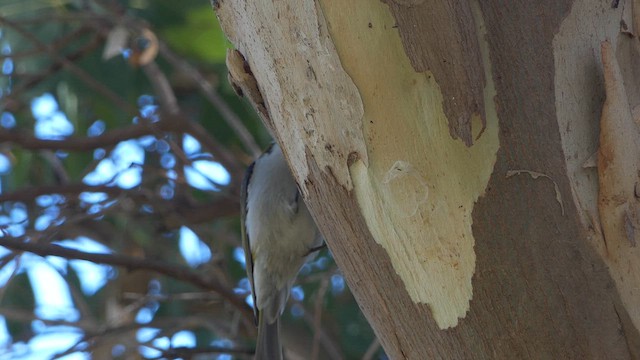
[241,160,258,324]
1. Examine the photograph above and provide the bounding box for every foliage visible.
[0,1,379,359]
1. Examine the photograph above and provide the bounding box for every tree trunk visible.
[215,0,640,358]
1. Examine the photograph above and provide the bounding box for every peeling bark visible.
[215,0,640,358]
[383,0,486,146]
[597,40,640,331]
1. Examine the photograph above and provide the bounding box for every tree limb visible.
[158,41,261,157]
[141,61,244,182]
[0,121,167,151]
[2,33,103,114]
[0,15,137,115]
[0,182,239,228]
[0,237,252,320]
[0,184,124,203]
[151,346,254,359]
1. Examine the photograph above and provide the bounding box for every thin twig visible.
[362,338,382,360]
[12,13,105,26]
[0,256,20,303]
[122,291,219,302]
[142,62,180,116]
[151,346,254,360]
[40,151,71,184]
[158,42,261,157]
[2,33,104,113]
[141,59,243,180]
[299,301,344,360]
[0,182,239,228]
[311,277,331,360]
[49,313,249,359]
[0,15,137,115]
[178,115,244,183]
[0,184,126,203]
[0,237,252,319]
[89,0,260,157]
[0,307,96,330]
[0,119,178,151]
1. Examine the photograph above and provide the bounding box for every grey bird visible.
[241,143,323,360]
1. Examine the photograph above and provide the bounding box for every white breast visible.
[245,144,322,322]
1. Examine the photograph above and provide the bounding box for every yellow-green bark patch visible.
[321,0,499,328]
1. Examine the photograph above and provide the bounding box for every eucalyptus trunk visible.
[215,1,640,358]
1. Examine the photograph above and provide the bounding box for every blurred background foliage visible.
[0,0,381,359]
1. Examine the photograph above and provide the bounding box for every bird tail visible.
[256,316,282,360]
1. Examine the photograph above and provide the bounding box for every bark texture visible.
[216,0,640,358]
[385,0,486,145]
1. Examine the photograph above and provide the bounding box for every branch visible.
[311,277,331,360]
[141,61,244,183]
[362,339,382,360]
[0,184,123,203]
[0,182,239,227]
[0,307,96,330]
[0,119,181,151]
[71,6,248,180]
[176,115,244,182]
[5,13,104,26]
[300,300,344,360]
[48,314,253,359]
[0,237,252,320]
[151,346,254,360]
[0,113,242,189]
[0,25,90,61]
[87,3,262,156]
[158,42,261,157]
[3,34,103,113]
[161,197,239,229]
[142,61,180,116]
[0,16,137,115]
[6,9,247,187]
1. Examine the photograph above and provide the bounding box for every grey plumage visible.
[256,316,281,360]
[241,143,323,360]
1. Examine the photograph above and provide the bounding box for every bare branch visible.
[5,13,104,26]
[3,34,104,113]
[0,307,96,330]
[122,291,219,302]
[0,115,242,190]
[311,277,331,360]
[0,184,124,203]
[87,2,261,156]
[0,16,137,115]
[362,339,382,360]
[0,25,92,60]
[298,299,345,360]
[142,62,180,116]
[158,42,261,157]
[160,197,239,228]
[176,115,244,183]
[0,237,252,320]
[151,346,254,360]
[0,124,152,151]
[0,119,177,151]
[6,6,249,189]
[0,182,239,228]
[140,61,244,183]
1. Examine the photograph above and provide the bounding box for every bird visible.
[241,142,324,360]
